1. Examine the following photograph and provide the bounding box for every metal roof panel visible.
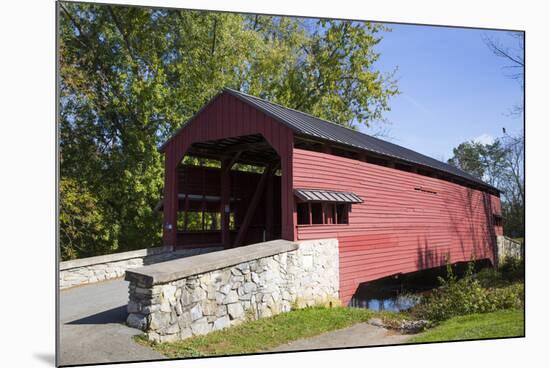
[224,88,498,192]
[294,189,363,204]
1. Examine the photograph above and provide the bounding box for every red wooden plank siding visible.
[162,93,295,245]
[292,148,501,305]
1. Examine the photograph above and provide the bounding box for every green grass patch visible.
[135,306,406,358]
[409,309,524,343]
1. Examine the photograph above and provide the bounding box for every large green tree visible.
[59,3,398,260]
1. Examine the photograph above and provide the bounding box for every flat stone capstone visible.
[125,240,298,287]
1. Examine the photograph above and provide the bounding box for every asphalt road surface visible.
[58,278,166,366]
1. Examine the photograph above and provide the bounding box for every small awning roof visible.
[294,189,363,203]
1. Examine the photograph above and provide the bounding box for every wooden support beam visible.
[220,159,231,248]
[265,171,274,241]
[224,141,272,154]
[183,194,189,231]
[163,153,178,247]
[183,149,276,168]
[201,194,206,231]
[233,165,272,247]
[201,167,206,231]
[292,201,298,241]
[224,151,242,174]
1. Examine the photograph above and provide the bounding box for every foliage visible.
[135,306,404,357]
[59,2,399,259]
[447,140,507,185]
[499,135,525,237]
[411,262,524,322]
[447,133,524,238]
[499,256,525,281]
[466,31,525,237]
[59,177,118,260]
[475,253,524,288]
[243,18,399,127]
[409,309,524,343]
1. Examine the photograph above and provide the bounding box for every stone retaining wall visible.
[125,239,339,342]
[496,235,524,266]
[59,246,221,289]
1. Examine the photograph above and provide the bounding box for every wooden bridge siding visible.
[292,148,502,305]
[163,93,294,245]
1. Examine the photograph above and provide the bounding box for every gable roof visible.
[224,88,498,192]
[161,88,498,193]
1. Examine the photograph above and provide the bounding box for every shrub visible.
[474,258,524,288]
[411,261,524,322]
[500,256,525,281]
[474,267,504,288]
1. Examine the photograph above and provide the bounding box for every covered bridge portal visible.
[159,88,503,305]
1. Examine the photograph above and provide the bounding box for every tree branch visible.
[107,8,139,66]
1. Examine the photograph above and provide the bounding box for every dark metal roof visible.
[224,88,498,192]
[294,189,363,203]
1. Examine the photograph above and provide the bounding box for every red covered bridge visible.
[158,88,503,305]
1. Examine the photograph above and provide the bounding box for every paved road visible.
[270,323,413,352]
[59,279,166,366]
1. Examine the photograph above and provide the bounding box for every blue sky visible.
[363,23,524,161]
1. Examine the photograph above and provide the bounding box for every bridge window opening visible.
[178,211,236,231]
[325,203,336,224]
[181,155,221,168]
[296,202,352,226]
[311,203,323,224]
[336,204,350,224]
[297,203,310,225]
[294,189,360,226]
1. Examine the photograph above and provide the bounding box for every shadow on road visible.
[67,305,127,325]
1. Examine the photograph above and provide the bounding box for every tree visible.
[481,31,524,237]
[499,134,524,237]
[447,135,524,238]
[59,2,399,259]
[59,178,116,260]
[483,32,524,116]
[447,142,487,180]
[447,140,507,187]
[242,18,399,128]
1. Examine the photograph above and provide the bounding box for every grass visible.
[135,263,524,357]
[135,306,407,358]
[409,309,524,343]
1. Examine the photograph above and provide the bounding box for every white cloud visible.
[472,133,494,145]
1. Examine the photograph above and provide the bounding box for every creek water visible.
[349,277,430,312]
[348,261,488,312]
